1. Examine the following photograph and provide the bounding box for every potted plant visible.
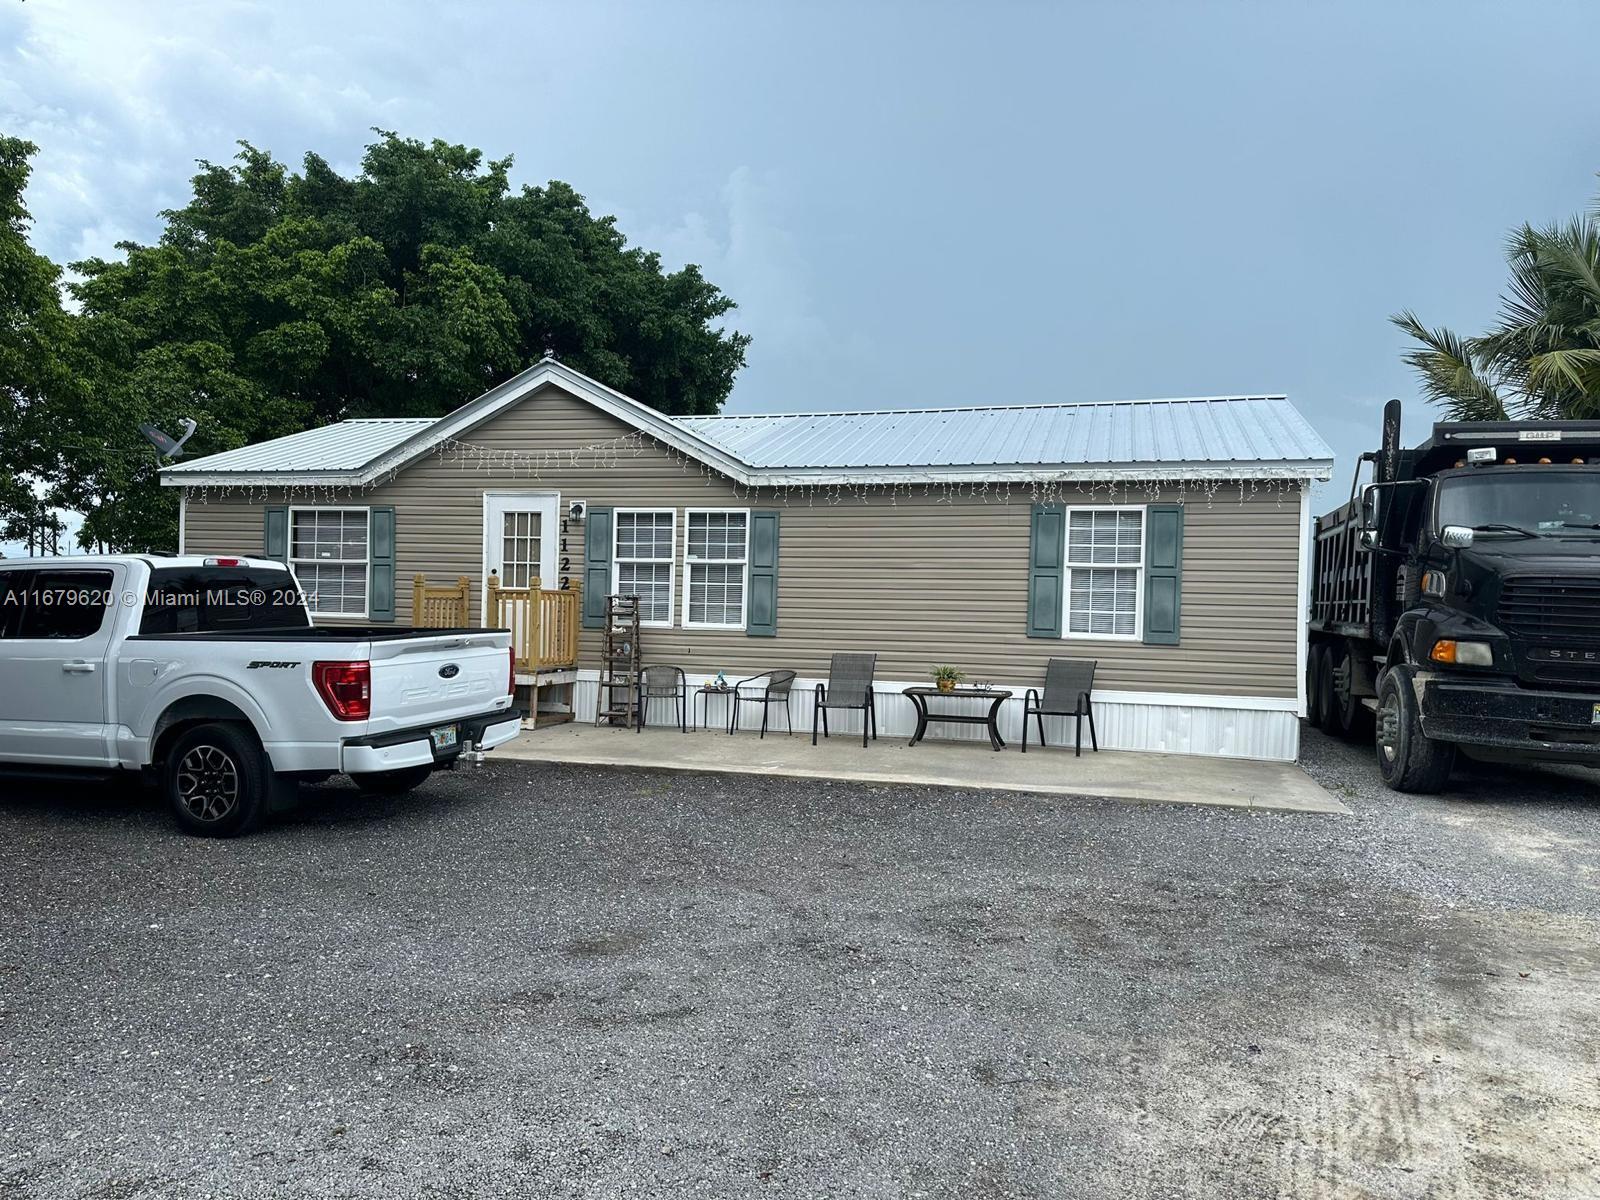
[932,665,965,693]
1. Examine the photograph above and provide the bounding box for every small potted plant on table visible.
[932,665,965,694]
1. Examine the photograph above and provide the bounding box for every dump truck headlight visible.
[1430,639,1493,667]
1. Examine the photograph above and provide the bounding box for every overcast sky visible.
[5,0,1600,527]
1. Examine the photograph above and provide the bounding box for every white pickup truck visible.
[0,555,522,836]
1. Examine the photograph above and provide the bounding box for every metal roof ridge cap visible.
[692,394,1292,419]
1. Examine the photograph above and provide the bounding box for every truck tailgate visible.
[364,631,513,734]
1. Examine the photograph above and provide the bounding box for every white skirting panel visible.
[570,671,1301,762]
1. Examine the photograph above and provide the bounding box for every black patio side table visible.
[902,686,1014,752]
[693,685,735,733]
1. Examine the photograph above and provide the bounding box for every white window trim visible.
[682,506,751,631]
[612,508,677,628]
[288,505,371,620]
[1062,503,1145,643]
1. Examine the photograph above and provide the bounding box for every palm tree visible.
[1394,185,1600,421]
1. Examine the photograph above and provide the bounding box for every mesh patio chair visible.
[812,652,878,748]
[638,665,688,733]
[1021,658,1098,756]
[729,670,797,737]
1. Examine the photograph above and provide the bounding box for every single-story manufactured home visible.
[165,358,1333,760]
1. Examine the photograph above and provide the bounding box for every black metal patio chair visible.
[1021,657,1098,756]
[729,670,797,737]
[637,665,688,733]
[812,652,878,748]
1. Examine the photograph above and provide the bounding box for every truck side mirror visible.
[1360,485,1381,532]
[1440,525,1475,548]
[1358,485,1382,550]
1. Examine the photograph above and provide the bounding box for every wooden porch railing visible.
[411,574,471,628]
[486,573,581,672]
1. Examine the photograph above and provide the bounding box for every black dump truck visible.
[1309,400,1600,791]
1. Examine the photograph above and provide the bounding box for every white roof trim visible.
[162,358,1333,488]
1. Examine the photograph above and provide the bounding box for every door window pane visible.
[13,569,115,639]
[500,510,543,589]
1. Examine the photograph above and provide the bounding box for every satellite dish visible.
[138,418,197,459]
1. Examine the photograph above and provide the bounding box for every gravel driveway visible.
[2,731,1597,1199]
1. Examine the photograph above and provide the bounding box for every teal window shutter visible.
[1143,503,1183,645]
[747,510,780,637]
[1027,504,1064,638]
[582,507,613,629]
[368,506,396,622]
[263,505,288,564]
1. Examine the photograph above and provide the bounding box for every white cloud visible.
[0,0,419,264]
[629,166,872,410]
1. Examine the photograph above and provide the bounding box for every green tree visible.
[62,132,751,551]
[1394,181,1600,421]
[0,136,75,551]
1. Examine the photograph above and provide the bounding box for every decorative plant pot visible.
[937,678,955,693]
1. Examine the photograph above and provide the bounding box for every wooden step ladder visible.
[595,594,642,729]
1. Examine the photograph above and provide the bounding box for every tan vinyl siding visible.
[181,384,1302,698]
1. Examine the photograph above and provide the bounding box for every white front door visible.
[482,491,560,602]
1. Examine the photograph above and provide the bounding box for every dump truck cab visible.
[1310,406,1600,791]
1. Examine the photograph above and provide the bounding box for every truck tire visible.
[164,722,271,838]
[1330,643,1370,738]
[351,765,435,796]
[1374,665,1455,793]
[1306,645,1327,728]
[1314,645,1342,736]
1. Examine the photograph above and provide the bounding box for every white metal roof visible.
[163,418,435,475]
[678,396,1329,471]
[162,361,1333,488]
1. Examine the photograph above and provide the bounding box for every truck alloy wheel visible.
[175,745,240,822]
[162,723,270,837]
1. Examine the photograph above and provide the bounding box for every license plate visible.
[430,724,459,752]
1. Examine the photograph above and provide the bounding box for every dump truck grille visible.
[1498,576,1600,641]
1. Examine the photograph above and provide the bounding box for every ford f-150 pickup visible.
[0,555,522,836]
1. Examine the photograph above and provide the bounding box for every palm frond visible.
[1391,310,1509,420]
[1526,347,1600,397]
[1532,217,1600,315]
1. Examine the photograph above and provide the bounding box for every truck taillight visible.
[204,557,242,567]
[313,661,371,721]
[507,647,516,695]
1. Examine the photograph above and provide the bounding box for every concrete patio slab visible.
[496,722,1349,815]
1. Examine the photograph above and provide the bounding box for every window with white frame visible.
[614,510,676,625]
[290,508,370,617]
[1064,507,1144,638]
[684,509,748,628]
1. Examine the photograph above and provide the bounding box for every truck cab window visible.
[140,567,311,634]
[11,569,116,639]
[1436,470,1600,535]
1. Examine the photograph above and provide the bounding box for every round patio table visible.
[902,686,1013,752]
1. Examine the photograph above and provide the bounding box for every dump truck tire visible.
[1375,665,1455,793]
[1306,645,1327,728]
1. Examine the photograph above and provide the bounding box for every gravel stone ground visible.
[2,729,1597,1199]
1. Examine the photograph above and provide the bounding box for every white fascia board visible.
[161,471,363,488]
